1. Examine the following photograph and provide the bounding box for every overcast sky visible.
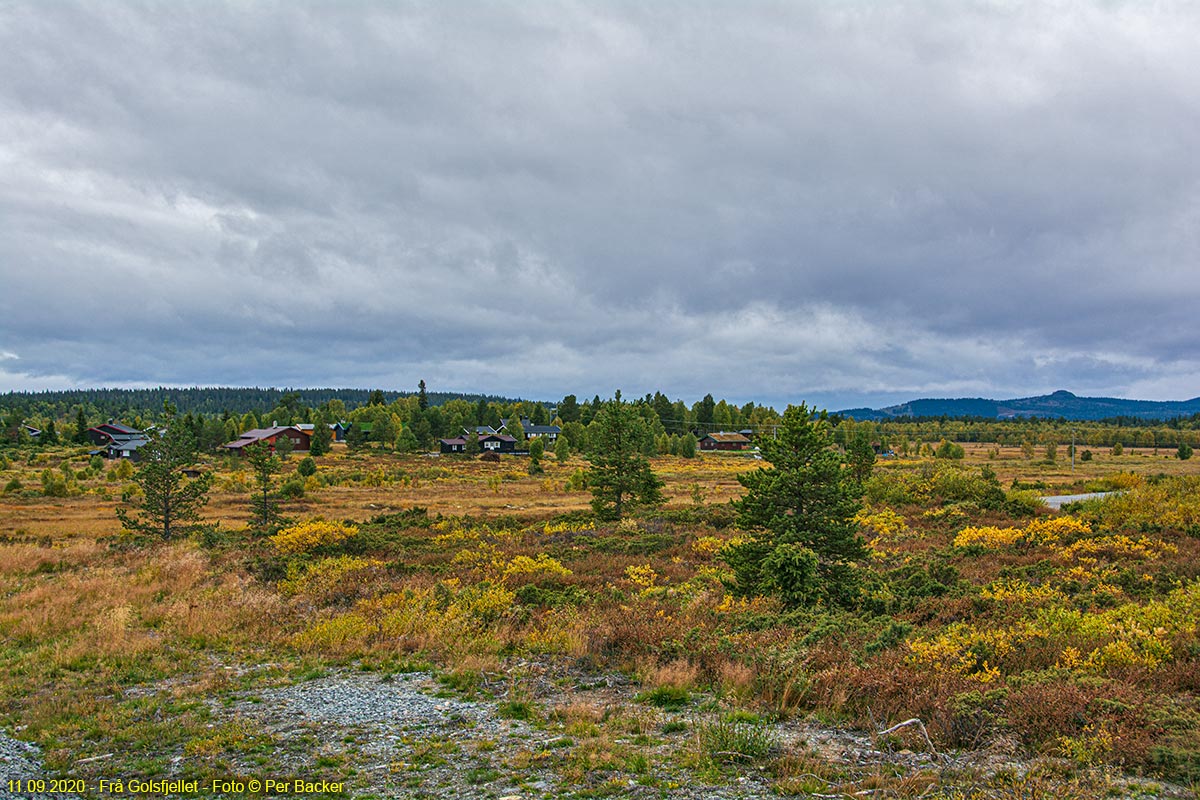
[2,1,1198,410]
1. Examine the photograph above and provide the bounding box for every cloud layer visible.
[2,2,1198,407]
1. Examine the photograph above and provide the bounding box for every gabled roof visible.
[109,437,151,451]
[700,432,752,443]
[467,425,498,435]
[440,437,468,446]
[480,434,518,443]
[239,426,302,439]
[95,422,141,435]
[499,418,559,434]
[224,426,307,449]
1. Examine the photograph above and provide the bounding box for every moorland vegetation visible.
[1,389,1199,798]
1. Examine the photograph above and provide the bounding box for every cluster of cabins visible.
[438,418,561,454]
[440,425,755,454]
[223,426,315,454]
[87,422,153,460]
[85,417,757,462]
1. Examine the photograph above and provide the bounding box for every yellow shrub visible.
[279,556,383,599]
[1024,515,1090,544]
[854,507,910,539]
[714,594,774,614]
[955,515,1090,549]
[291,612,374,653]
[625,564,658,589]
[981,578,1063,605]
[542,520,596,535]
[452,543,501,573]
[433,520,503,546]
[1056,534,1176,563]
[1058,723,1114,767]
[271,520,359,554]
[502,553,572,582]
[522,609,585,655]
[953,525,1023,549]
[691,536,726,558]
[1083,475,1200,531]
[454,582,516,623]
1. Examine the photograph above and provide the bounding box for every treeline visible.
[838,415,1200,451]
[7,383,1200,453]
[0,386,768,456]
[0,387,519,422]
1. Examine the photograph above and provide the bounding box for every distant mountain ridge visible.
[839,390,1200,422]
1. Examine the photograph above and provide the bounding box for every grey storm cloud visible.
[1,1,1199,408]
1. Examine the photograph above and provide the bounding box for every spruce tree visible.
[245,442,281,529]
[724,404,865,608]
[74,408,90,444]
[528,437,545,475]
[585,392,664,520]
[309,415,332,456]
[506,416,525,444]
[116,422,211,540]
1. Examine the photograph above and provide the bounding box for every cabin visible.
[501,417,561,442]
[479,434,518,453]
[87,422,144,447]
[439,437,467,454]
[107,437,150,461]
[466,425,499,436]
[699,432,752,451]
[295,422,341,441]
[86,421,151,460]
[222,426,311,455]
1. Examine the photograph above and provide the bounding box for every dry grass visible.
[2,440,1200,790]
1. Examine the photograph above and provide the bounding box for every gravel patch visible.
[207,667,950,799]
[6,663,1185,799]
[0,734,81,800]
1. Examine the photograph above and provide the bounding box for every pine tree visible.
[74,408,90,444]
[557,395,580,423]
[116,423,211,540]
[309,414,332,456]
[585,392,664,520]
[724,404,865,608]
[245,442,281,529]
[396,427,419,453]
[418,380,429,411]
[345,424,368,451]
[506,416,525,444]
[528,437,545,475]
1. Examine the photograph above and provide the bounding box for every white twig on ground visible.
[876,717,941,760]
